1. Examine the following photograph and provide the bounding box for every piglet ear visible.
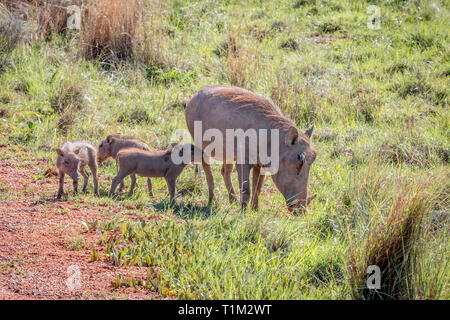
[106,135,115,144]
[55,148,64,157]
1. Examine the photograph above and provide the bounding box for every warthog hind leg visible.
[251,166,265,210]
[80,166,89,193]
[57,172,65,199]
[72,179,79,195]
[221,163,237,203]
[128,174,137,196]
[147,178,153,197]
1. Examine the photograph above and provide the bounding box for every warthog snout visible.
[286,194,317,213]
[97,155,107,164]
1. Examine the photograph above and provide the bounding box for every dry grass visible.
[133,0,168,69]
[345,165,446,299]
[79,0,167,68]
[80,0,142,61]
[32,0,70,40]
[222,30,261,89]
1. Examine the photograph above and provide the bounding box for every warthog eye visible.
[296,153,305,175]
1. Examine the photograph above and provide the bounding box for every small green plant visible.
[64,236,88,251]
[91,249,99,261]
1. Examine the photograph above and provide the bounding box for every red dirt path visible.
[0,159,163,300]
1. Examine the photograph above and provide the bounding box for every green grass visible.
[0,0,448,299]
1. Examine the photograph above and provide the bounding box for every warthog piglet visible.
[109,143,202,201]
[55,141,99,199]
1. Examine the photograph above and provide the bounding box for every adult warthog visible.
[185,85,317,211]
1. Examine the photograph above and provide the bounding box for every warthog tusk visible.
[306,194,317,205]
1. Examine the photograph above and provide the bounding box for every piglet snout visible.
[70,172,80,180]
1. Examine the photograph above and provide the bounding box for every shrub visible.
[293,0,316,8]
[50,78,86,113]
[349,88,381,123]
[396,80,431,98]
[280,38,300,51]
[145,64,196,87]
[377,133,448,167]
[407,32,436,50]
[49,77,86,134]
[31,0,73,40]
[317,22,342,34]
[0,4,24,56]
[117,106,150,124]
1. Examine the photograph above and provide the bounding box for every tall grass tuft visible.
[134,0,168,70]
[222,30,261,89]
[80,0,142,61]
[345,165,447,299]
[270,74,319,127]
[50,75,87,135]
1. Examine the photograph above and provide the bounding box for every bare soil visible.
[0,160,164,300]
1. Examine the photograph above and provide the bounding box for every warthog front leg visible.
[236,164,251,210]
[73,178,79,195]
[80,166,89,193]
[221,163,237,203]
[128,174,137,196]
[165,176,177,203]
[115,159,125,193]
[57,172,65,199]
[251,166,265,211]
[119,181,126,193]
[109,172,128,197]
[147,178,153,197]
[202,158,215,204]
[194,164,201,178]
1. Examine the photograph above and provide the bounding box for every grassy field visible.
[0,0,448,299]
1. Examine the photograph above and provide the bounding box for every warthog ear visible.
[55,148,64,157]
[285,126,299,146]
[305,124,314,138]
[106,135,115,144]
